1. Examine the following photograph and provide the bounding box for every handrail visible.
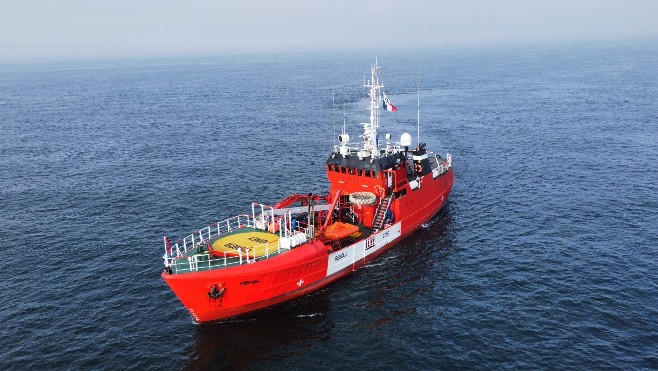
[333,141,406,157]
[161,211,315,273]
[165,236,290,274]
[163,214,252,267]
[427,151,452,178]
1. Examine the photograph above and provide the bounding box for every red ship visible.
[161,61,454,323]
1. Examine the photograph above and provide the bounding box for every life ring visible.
[415,163,423,173]
[349,191,377,206]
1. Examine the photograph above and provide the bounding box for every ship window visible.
[357,169,363,176]
[341,167,346,174]
[364,170,370,177]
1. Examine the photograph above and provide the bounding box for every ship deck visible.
[322,221,373,250]
[168,227,287,274]
[167,220,373,275]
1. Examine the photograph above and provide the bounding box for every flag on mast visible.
[383,92,398,112]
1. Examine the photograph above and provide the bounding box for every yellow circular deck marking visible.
[211,231,280,257]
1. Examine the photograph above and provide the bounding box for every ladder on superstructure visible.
[372,195,393,230]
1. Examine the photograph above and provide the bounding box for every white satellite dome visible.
[400,133,412,147]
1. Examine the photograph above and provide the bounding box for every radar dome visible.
[400,133,412,147]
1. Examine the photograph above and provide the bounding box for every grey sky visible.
[1,0,657,63]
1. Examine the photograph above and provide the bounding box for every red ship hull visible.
[162,168,454,323]
[162,60,455,323]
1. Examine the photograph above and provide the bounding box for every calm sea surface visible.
[1,43,657,369]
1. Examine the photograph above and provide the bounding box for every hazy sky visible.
[1,0,657,63]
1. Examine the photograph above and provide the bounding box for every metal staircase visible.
[372,195,393,230]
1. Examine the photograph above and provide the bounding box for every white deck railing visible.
[167,239,287,274]
[428,151,452,178]
[163,214,252,263]
[162,211,315,273]
[332,142,406,157]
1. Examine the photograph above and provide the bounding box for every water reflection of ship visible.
[184,289,333,369]
[353,203,456,329]
[401,200,456,259]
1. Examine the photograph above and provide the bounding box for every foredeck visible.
[162,190,397,275]
[166,227,288,274]
[162,204,319,275]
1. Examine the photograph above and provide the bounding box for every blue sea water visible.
[0,43,657,369]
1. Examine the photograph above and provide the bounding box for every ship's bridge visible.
[326,149,405,173]
[325,146,409,198]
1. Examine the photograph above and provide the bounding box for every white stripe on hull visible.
[326,222,402,276]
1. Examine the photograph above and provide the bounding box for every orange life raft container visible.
[324,222,360,240]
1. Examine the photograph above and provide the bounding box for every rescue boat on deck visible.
[161,60,455,323]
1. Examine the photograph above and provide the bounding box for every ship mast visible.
[362,58,384,159]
